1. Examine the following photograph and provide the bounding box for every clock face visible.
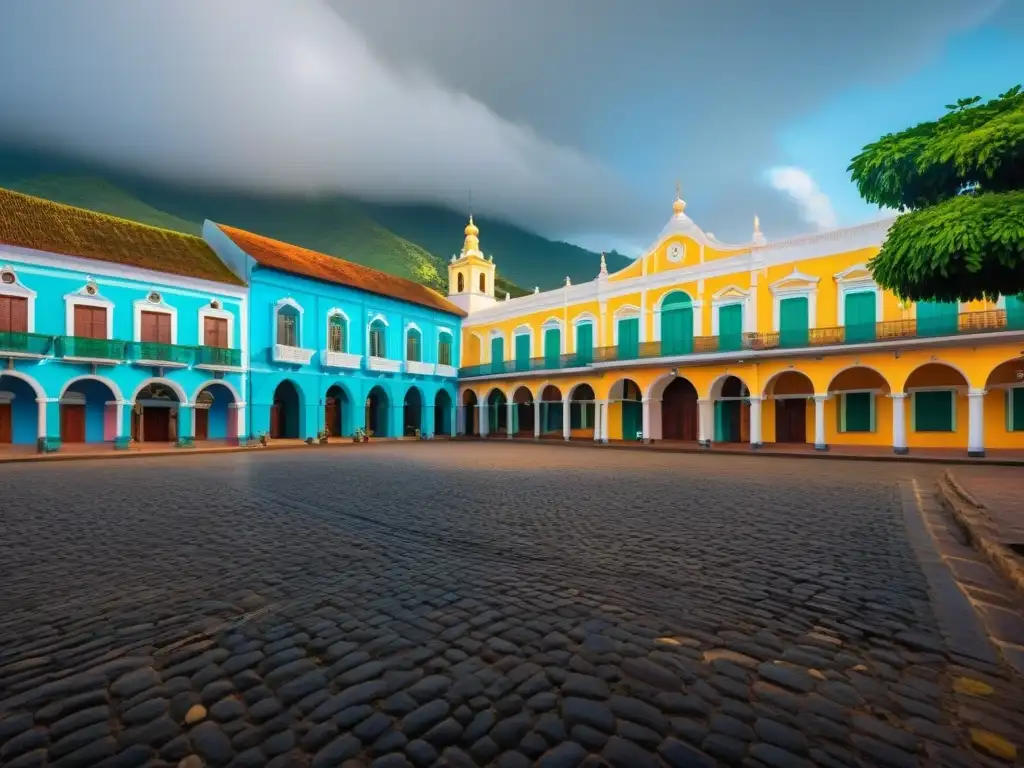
[667,243,684,263]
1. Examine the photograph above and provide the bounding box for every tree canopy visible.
[848,85,1024,302]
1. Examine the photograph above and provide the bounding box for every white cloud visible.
[766,167,838,230]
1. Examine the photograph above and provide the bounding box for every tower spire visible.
[598,251,608,278]
[673,181,686,216]
[752,213,766,245]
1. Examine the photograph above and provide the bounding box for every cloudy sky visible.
[0,1,1021,254]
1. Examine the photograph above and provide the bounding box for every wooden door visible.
[142,408,171,442]
[775,400,807,443]
[270,403,282,439]
[0,296,28,333]
[0,403,11,444]
[325,399,339,436]
[194,409,209,440]
[61,404,86,443]
[73,305,107,338]
[662,382,698,441]
[140,311,172,343]
[204,316,229,348]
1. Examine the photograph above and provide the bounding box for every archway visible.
[486,388,507,435]
[366,385,390,437]
[765,371,813,444]
[569,383,596,439]
[0,373,43,446]
[434,389,453,436]
[270,380,302,439]
[512,386,534,436]
[985,358,1024,441]
[539,385,563,436]
[903,363,968,447]
[61,377,118,444]
[608,379,643,441]
[462,390,478,436]
[193,382,237,443]
[403,386,423,436]
[660,376,698,442]
[132,381,183,443]
[325,384,350,437]
[712,375,750,443]
[827,367,891,446]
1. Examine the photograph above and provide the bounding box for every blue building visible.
[0,189,248,451]
[203,222,464,441]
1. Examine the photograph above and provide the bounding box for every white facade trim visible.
[132,295,179,344]
[64,283,115,338]
[131,376,190,405]
[59,374,124,402]
[404,321,423,361]
[512,323,534,359]
[272,297,304,348]
[711,286,751,335]
[834,264,883,327]
[0,264,37,333]
[541,316,566,354]
[367,312,389,358]
[197,305,236,349]
[769,271,819,332]
[325,307,349,353]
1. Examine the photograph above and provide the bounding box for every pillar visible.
[593,401,603,442]
[642,397,652,443]
[891,393,908,455]
[562,399,571,440]
[813,394,828,451]
[113,400,133,450]
[480,403,489,437]
[176,404,195,448]
[697,398,712,448]
[749,397,763,449]
[967,388,986,458]
[533,400,541,440]
[506,401,514,439]
[451,404,458,438]
[37,397,60,453]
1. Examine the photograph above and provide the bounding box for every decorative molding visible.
[64,280,114,338]
[769,271,819,332]
[198,304,236,349]
[325,307,349,353]
[0,264,37,333]
[132,295,178,344]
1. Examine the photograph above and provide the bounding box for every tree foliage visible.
[848,85,1024,302]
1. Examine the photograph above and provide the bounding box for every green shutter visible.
[917,301,958,337]
[779,296,809,348]
[543,327,561,368]
[1006,295,1024,330]
[844,291,877,343]
[514,333,530,371]
[914,390,954,432]
[617,317,639,360]
[661,293,694,356]
[1009,388,1024,431]
[490,337,504,374]
[575,323,593,365]
[843,392,873,432]
[622,400,643,441]
[718,304,743,351]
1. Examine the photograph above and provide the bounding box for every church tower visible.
[447,215,497,315]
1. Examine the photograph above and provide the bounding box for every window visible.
[204,316,229,348]
[718,304,743,351]
[1008,388,1023,432]
[543,327,561,368]
[479,274,486,293]
[661,292,694,355]
[514,332,530,372]
[617,317,639,360]
[438,333,453,366]
[74,305,108,339]
[140,311,172,344]
[489,336,504,374]
[916,301,958,337]
[575,322,593,365]
[369,319,386,357]
[844,291,876,343]
[406,327,422,361]
[457,273,465,293]
[328,314,346,353]
[779,296,809,348]
[840,392,874,433]
[277,311,298,347]
[0,296,28,333]
[913,390,955,432]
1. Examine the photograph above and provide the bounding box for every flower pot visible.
[362,436,369,443]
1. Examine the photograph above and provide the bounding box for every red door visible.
[142,409,171,442]
[61,404,86,443]
[0,403,11,444]
[194,409,209,440]
[270,403,282,439]
[662,379,698,441]
[775,400,807,444]
[325,399,339,436]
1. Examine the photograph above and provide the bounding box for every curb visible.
[937,469,1024,596]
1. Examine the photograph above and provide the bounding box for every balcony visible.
[127,341,195,368]
[272,343,316,365]
[368,355,402,373]
[405,360,436,376]
[196,346,243,370]
[321,349,362,370]
[56,336,128,364]
[0,332,54,359]
[435,363,458,379]
[458,309,1022,378]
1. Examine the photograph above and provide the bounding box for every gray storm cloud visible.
[0,0,1016,247]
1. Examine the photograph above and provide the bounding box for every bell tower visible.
[447,215,497,315]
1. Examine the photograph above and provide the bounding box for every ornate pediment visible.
[769,269,820,293]
[834,264,873,283]
[712,284,749,301]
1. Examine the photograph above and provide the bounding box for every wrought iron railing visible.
[459,309,1020,377]
[127,341,196,365]
[55,336,128,360]
[195,345,242,367]
[0,332,55,356]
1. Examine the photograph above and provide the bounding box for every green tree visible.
[848,85,1024,302]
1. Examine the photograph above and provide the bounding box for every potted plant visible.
[363,429,373,443]
[352,428,363,443]
[259,432,269,447]
[318,428,330,445]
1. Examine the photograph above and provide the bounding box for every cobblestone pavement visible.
[2,444,1023,768]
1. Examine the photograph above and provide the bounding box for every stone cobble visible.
[0,444,1022,767]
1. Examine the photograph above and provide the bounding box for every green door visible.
[575,323,593,366]
[543,328,561,368]
[490,337,504,374]
[1008,388,1024,432]
[661,293,694,355]
[617,317,640,360]
[844,291,876,343]
[622,400,643,441]
[718,304,743,352]
[542,401,563,433]
[514,333,530,372]
[714,401,735,442]
[779,296,809,348]
[917,301,958,337]
[1006,295,1024,330]
[914,390,954,431]
[843,392,873,432]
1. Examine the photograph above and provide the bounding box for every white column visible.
[813,394,828,451]
[642,397,652,443]
[698,398,712,447]
[562,399,571,440]
[35,397,49,439]
[968,388,986,457]
[600,400,610,443]
[890,393,908,454]
[480,404,489,437]
[452,405,459,437]
[533,400,541,439]
[593,401,603,442]
[114,399,127,438]
[749,397,763,448]
[506,401,514,439]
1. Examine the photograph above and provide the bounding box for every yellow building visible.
[451,192,1024,457]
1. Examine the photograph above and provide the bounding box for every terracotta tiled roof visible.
[216,224,466,317]
[0,187,244,286]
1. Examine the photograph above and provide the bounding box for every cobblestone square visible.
[1,443,1022,768]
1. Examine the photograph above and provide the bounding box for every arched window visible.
[328,313,347,353]
[438,331,454,366]
[369,318,387,358]
[479,274,486,293]
[406,326,422,362]
[277,304,299,347]
[457,273,465,292]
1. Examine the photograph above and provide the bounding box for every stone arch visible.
[60,376,121,444]
[60,374,123,403]
[486,387,508,435]
[434,388,454,436]
[190,378,242,404]
[986,357,1024,436]
[402,385,423,436]
[193,381,239,442]
[607,378,643,442]
[656,374,699,442]
[324,382,352,437]
[0,369,46,401]
[131,377,188,405]
[709,374,750,444]
[762,370,813,446]
[0,371,45,446]
[366,384,390,437]
[568,383,596,438]
[270,379,304,439]
[511,385,534,435]
[538,383,564,436]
